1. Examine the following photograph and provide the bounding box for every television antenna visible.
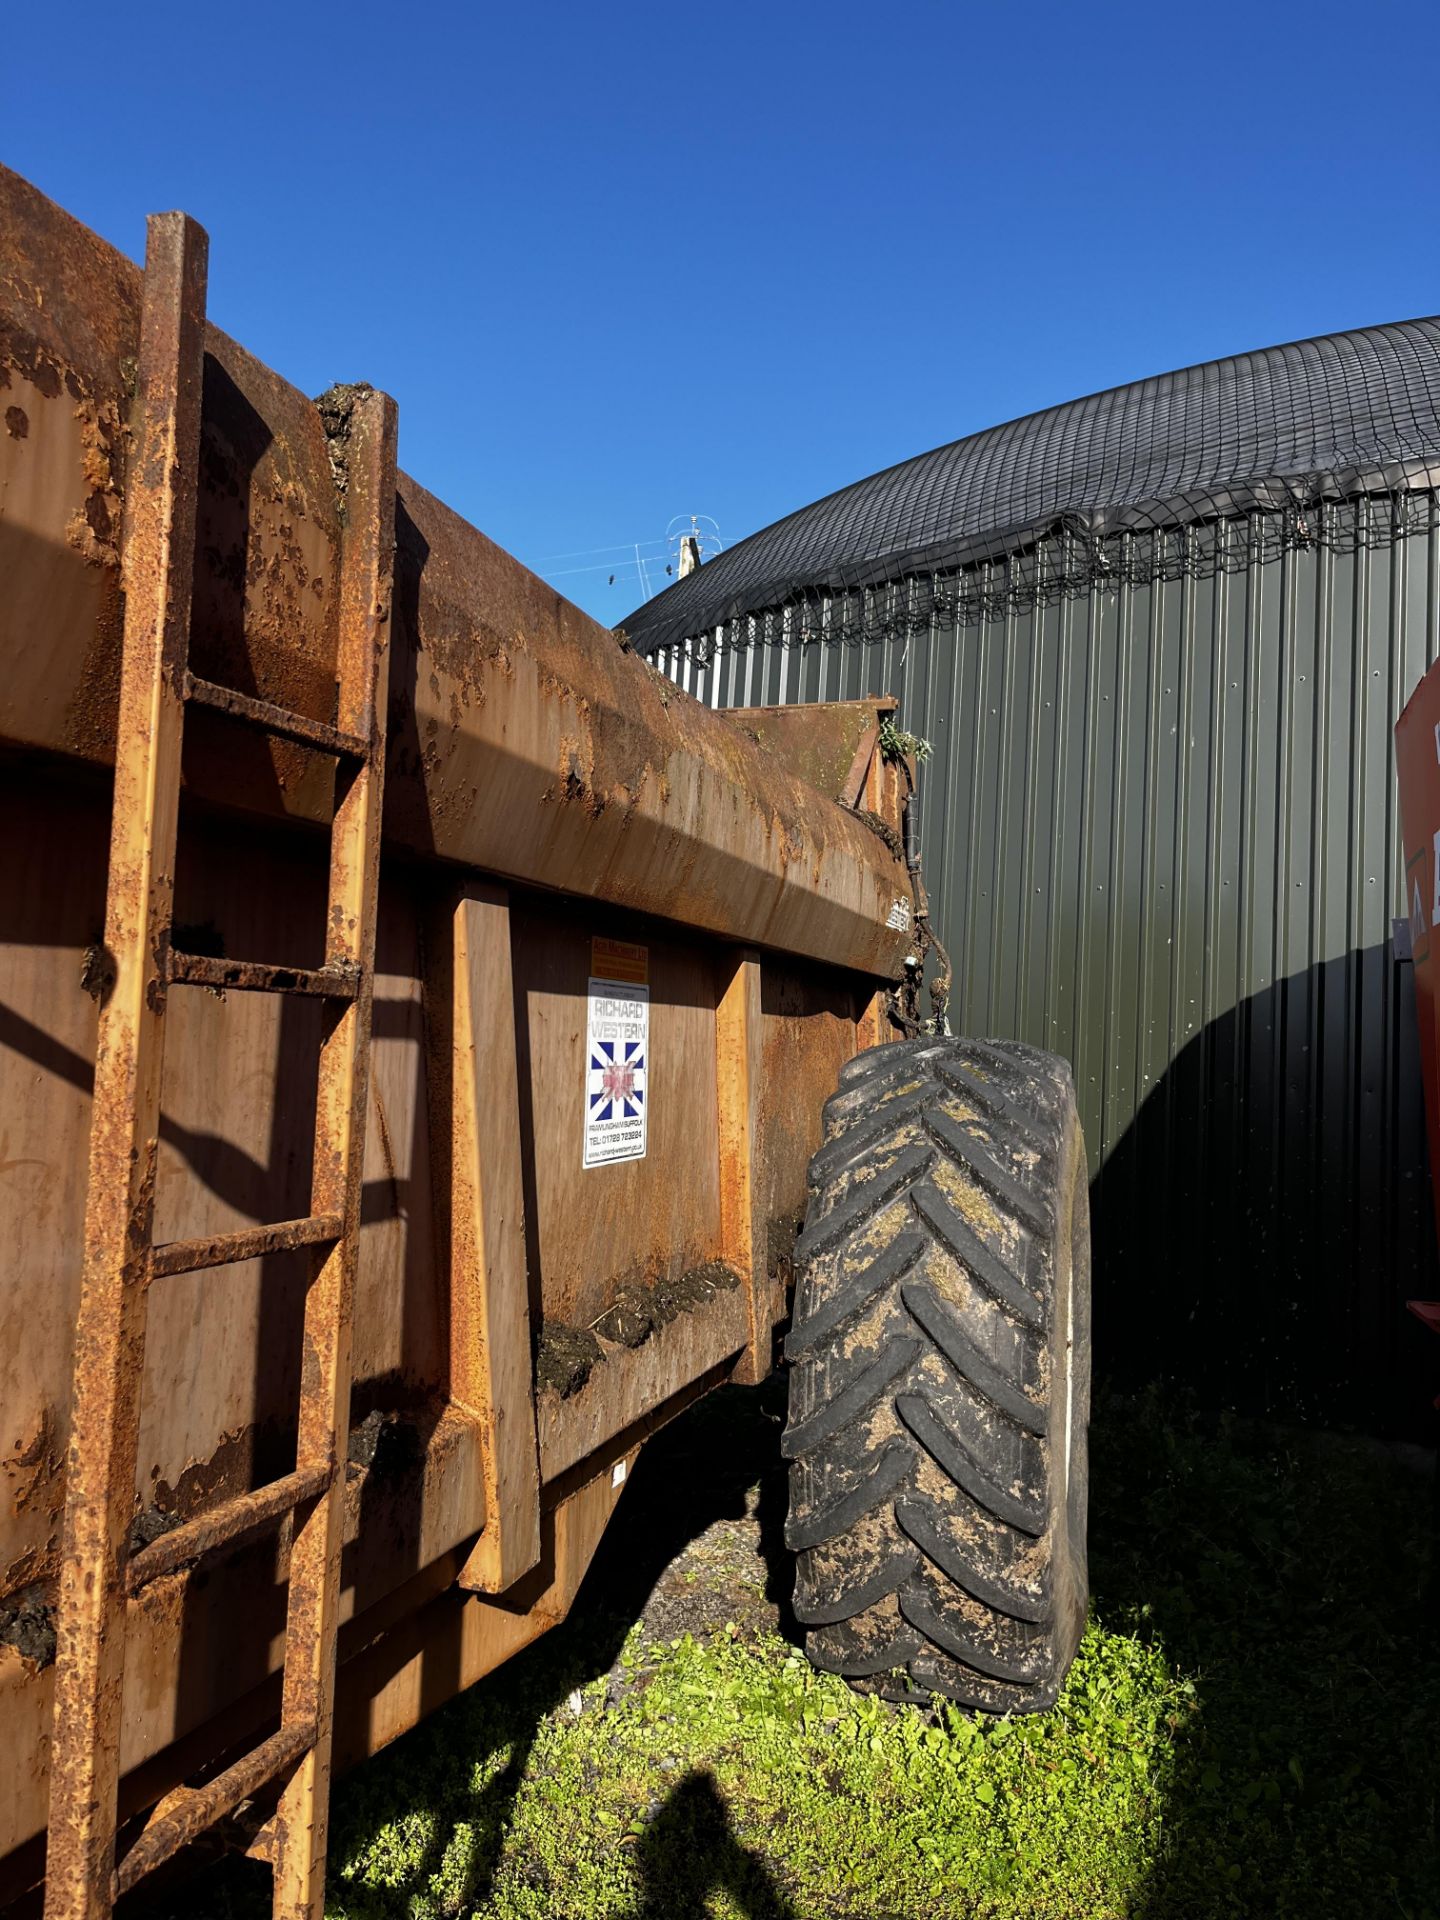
[666,514,723,582]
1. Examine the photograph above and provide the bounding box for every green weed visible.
[171,1391,1440,1919]
[877,718,933,765]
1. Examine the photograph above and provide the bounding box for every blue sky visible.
[7,0,1438,624]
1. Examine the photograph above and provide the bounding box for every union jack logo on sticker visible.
[588,1038,646,1122]
[583,973,650,1167]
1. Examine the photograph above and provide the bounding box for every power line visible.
[541,559,657,580]
[536,538,668,564]
[537,516,724,593]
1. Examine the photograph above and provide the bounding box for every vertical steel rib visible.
[270,385,398,1920]
[43,211,209,1920]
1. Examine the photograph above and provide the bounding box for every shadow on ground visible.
[1085,1395,1439,1920]
[627,1769,796,1920]
[145,1377,798,1920]
[146,1378,1438,1919]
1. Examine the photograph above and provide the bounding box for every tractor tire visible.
[782,1036,1090,1713]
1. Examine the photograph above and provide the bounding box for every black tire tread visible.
[900,1278,1047,1436]
[897,1587,1051,1685]
[921,1108,1054,1239]
[792,1549,919,1626]
[910,1181,1043,1331]
[837,1038,935,1086]
[894,1391,1045,1535]
[784,1440,912,1551]
[784,1034,1090,1715]
[930,1057,1052,1159]
[807,1086,934,1190]
[784,1231,925,1361]
[792,1143,934,1264]
[807,1624,923,1678]
[781,1334,922,1460]
[895,1498,1049,1624]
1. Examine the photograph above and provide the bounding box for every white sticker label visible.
[886,896,912,932]
[584,978,649,1168]
[611,1458,628,1488]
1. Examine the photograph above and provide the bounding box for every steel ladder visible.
[43,209,397,1920]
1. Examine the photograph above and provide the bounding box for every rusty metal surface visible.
[756,956,870,1287]
[0,164,911,983]
[270,381,398,1920]
[125,1466,332,1593]
[114,1722,313,1898]
[151,1213,342,1280]
[0,1401,489,1899]
[839,725,880,810]
[383,487,913,975]
[167,952,361,999]
[512,901,724,1328]
[36,196,396,1915]
[0,781,490,1869]
[44,210,210,1920]
[425,884,541,1596]
[0,167,907,1902]
[334,1460,633,1781]
[724,697,897,804]
[183,674,367,760]
[532,1281,749,1484]
[0,784,453,1622]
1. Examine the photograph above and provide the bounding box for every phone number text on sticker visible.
[584,977,649,1168]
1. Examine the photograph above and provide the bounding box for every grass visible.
[171,1386,1439,1920]
[328,1612,1179,1920]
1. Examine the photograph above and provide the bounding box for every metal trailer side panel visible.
[0,163,911,985]
[0,168,919,1893]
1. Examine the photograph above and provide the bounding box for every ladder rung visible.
[152,1212,343,1279]
[114,1721,316,1897]
[127,1466,332,1594]
[184,672,368,760]
[168,951,361,999]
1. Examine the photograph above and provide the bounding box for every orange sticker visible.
[591,937,648,985]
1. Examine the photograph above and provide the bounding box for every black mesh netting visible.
[653,493,1440,662]
[622,318,1440,660]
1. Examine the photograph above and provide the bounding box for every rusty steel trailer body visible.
[0,168,916,1913]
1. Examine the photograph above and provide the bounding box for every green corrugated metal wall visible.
[657,499,1440,1434]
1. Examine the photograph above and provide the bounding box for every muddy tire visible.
[782,1037,1090,1713]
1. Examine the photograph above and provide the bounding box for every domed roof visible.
[624,317,1440,657]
